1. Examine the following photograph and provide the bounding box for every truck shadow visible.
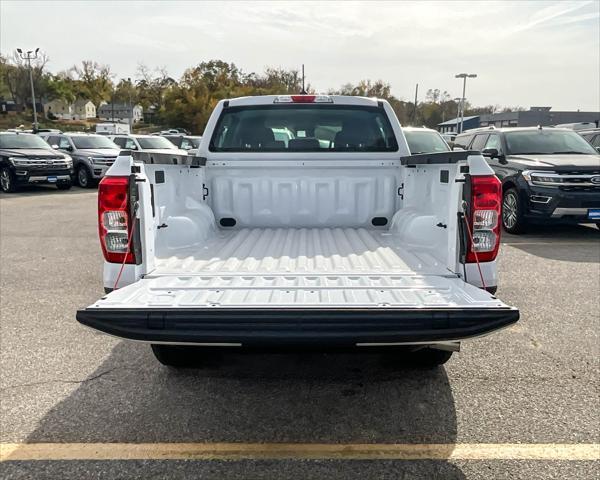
[16,341,465,479]
[0,185,96,198]
[502,224,599,263]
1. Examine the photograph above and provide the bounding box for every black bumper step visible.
[76,307,520,346]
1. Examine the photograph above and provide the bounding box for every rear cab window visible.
[209,105,398,152]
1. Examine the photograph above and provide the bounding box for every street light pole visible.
[455,73,477,133]
[453,97,461,133]
[17,47,40,131]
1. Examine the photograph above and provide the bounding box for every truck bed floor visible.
[153,227,446,276]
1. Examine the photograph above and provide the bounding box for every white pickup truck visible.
[77,95,519,367]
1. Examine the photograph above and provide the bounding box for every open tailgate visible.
[77,274,519,346]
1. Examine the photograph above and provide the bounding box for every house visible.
[1,100,23,116]
[44,99,73,120]
[479,107,600,128]
[73,99,96,120]
[98,103,144,124]
[437,116,480,134]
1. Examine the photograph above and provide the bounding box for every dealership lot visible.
[0,187,598,479]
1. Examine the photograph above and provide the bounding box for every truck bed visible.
[153,227,448,276]
[91,227,506,310]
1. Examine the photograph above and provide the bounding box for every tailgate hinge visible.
[203,183,209,201]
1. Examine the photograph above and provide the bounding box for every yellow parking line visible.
[1,443,599,461]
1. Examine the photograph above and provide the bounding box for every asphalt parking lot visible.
[1,186,599,479]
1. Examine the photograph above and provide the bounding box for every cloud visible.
[0,0,598,110]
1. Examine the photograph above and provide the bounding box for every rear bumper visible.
[76,307,519,347]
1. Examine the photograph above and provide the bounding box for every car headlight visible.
[8,157,30,166]
[522,170,560,187]
[63,155,73,167]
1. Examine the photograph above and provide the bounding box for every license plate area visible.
[588,209,600,220]
[47,176,57,183]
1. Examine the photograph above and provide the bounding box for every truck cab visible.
[77,95,519,367]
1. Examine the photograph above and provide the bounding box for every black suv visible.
[454,127,600,233]
[0,132,73,193]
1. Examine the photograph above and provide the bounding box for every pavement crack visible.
[1,367,123,392]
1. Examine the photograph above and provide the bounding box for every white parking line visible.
[1,443,599,461]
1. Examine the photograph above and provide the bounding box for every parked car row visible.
[0,130,201,192]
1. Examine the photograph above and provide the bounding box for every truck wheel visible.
[0,167,17,193]
[76,166,93,188]
[502,188,526,234]
[151,344,203,368]
[409,348,453,368]
[56,181,72,190]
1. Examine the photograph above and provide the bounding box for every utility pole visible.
[413,83,419,125]
[301,64,306,94]
[455,73,477,133]
[17,48,40,131]
[127,77,133,128]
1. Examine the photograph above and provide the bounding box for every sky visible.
[1,0,599,111]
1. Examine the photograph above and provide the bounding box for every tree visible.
[2,50,49,106]
[71,60,114,105]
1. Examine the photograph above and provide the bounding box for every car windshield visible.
[210,105,398,152]
[505,130,597,155]
[0,134,52,149]
[137,137,177,150]
[404,130,450,154]
[71,136,118,149]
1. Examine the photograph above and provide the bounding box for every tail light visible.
[98,176,135,264]
[466,175,501,263]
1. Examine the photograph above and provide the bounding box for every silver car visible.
[42,133,121,188]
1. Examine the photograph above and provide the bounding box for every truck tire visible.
[502,188,526,234]
[151,344,203,368]
[409,348,453,368]
[56,181,72,190]
[1,167,17,193]
[76,165,93,188]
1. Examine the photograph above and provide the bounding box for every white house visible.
[98,103,144,124]
[73,99,96,120]
[44,99,73,120]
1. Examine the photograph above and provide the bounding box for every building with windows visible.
[438,107,599,133]
[437,116,480,134]
[98,103,143,124]
[479,107,599,128]
[73,99,96,120]
[44,98,73,120]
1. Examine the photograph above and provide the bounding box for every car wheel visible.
[0,167,16,193]
[76,166,93,188]
[56,181,72,190]
[502,188,526,234]
[151,344,204,368]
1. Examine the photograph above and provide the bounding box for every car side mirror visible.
[482,148,498,158]
[482,148,507,163]
[51,144,59,150]
[65,145,74,152]
[596,146,600,153]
